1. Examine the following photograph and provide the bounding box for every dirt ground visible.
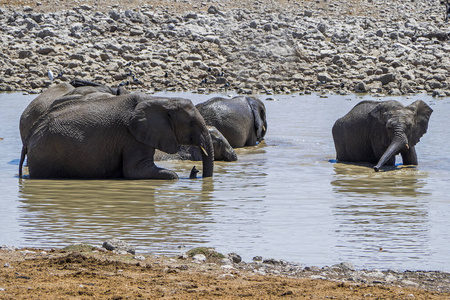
[0,247,449,299]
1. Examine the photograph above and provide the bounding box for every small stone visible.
[332,262,356,271]
[227,252,242,264]
[102,238,135,255]
[218,274,234,278]
[355,81,367,93]
[220,265,234,270]
[317,73,333,83]
[18,50,33,59]
[79,4,92,10]
[249,21,258,29]
[192,254,206,263]
[38,47,55,55]
[263,258,281,265]
[207,6,219,14]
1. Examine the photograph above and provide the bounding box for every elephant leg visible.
[332,123,349,161]
[401,145,418,165]
[122,145,178,179]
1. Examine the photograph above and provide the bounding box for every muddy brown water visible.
[1,91,449,271]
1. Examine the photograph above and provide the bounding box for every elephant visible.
[195,96,267,148]
[155,125,238,162]
[19,92,214,179]
[332,100,433,171]
[19,81,129,144]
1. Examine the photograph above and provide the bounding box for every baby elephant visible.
[332,100,433,171]
[155,126,238,162]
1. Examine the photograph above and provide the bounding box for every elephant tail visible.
[19,146,27,178]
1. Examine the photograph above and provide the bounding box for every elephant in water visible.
[332,100,433,171]
[19,89,214,179]
[195,96,267,148]
[155,125,237,162]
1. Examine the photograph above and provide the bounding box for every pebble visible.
[102,238,136,255]
[192,254,206,263]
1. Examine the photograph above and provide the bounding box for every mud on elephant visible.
[19,88,214,179]
[332,100,433,171]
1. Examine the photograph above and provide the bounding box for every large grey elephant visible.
[155,125,237,162]
[332,100,433,171]
[195,96,267,148]
[19,92,214,179]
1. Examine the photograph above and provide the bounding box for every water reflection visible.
[16,145,270,255]
[330,162,431,269]
[331,162,430,197]
[17,176,215,254]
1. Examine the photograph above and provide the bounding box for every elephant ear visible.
[246,97,267,141]
[129,98,179,154]
[407,100,433,145]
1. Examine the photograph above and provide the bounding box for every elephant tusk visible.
[200,146,208,156]
[405,143,409,149]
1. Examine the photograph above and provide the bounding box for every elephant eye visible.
[386,120,394,129]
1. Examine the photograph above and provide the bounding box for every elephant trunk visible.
[374,133,408,172]
[195,126,214,177]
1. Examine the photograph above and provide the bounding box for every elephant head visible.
[129,96,214,178]
[207,126,237,161]
[370,100,433,171]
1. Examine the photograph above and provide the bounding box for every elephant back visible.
[20,83,74,143]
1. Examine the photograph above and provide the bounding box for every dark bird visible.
[132,75,143,85]
[56,70,64,79]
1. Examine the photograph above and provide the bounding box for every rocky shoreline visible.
[1,0,449,96]
[2,243,450,295]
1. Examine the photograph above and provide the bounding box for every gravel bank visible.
[1,244,450,298]
[1,0,449,95]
